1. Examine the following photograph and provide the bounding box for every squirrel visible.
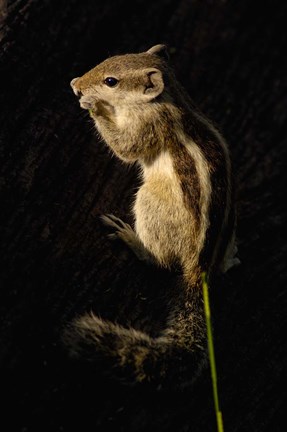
[66,44,240,387]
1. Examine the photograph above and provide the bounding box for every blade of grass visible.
[202,272,224,432]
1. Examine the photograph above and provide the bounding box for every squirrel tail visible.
[63,281,207,388]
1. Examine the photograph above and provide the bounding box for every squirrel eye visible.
[104,77,118,87]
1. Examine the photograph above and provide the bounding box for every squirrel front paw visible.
[79,96,114,118]
[101,214,154,263]
[101,214,135,242]
[88,100,114,118]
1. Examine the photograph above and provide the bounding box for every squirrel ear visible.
[146,44,169,61]
[143,68,164,98]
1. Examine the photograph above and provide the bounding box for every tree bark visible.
[0,1,286,431]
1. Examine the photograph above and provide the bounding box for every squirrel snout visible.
[70,78,82,98]
[70,77,96,110]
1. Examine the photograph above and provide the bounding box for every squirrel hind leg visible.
[220,256,241,273]
[219,233,241,273]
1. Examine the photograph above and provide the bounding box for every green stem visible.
[202,272,224,432]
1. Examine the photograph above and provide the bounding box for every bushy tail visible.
[64,282,207,388]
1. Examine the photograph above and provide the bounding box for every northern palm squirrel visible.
[66,44,240,387]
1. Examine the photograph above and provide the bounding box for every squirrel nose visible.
[70,78,82,98]
[70,77,78,89]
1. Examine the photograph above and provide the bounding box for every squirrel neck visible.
[136,92,191,166]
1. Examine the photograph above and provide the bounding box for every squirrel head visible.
[70,44,170,112]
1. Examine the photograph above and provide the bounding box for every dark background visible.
[0,1,286,431]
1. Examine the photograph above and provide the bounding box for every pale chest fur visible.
[134,151,197,268]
